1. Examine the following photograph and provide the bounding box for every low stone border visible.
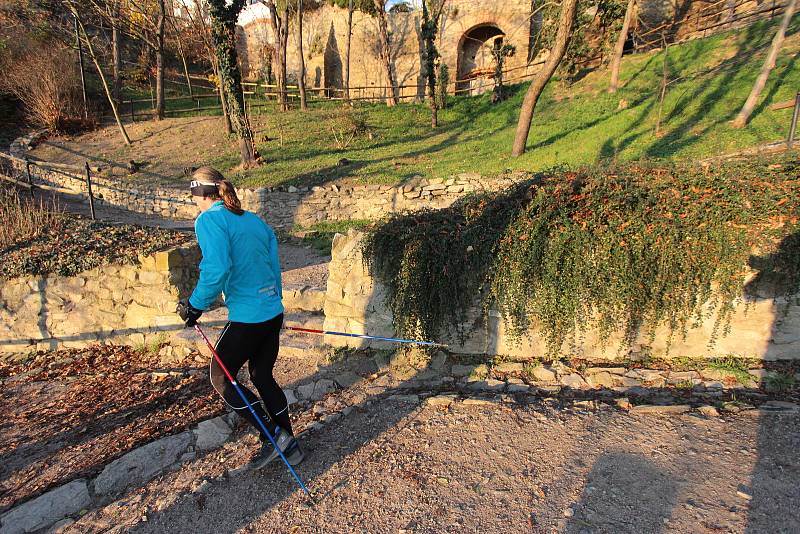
[0,411,235,534]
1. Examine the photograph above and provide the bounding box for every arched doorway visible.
[456,24,506,95]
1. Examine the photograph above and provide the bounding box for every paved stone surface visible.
[333,371,362,388]
[532,366,556,382]
[426,394,457,406]
[312,379,335,400]
[93,432,192,496]
[560,373,589,389]
[193,417,231,451]
[494,362,525,374]
[283,388,298,405]
[0,479,90,534]
[451,364,476,377]
[296,382,316,400]
[630,404,691,415]
[587,371,617,388]
[468,379,506,392]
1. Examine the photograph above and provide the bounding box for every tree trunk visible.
[154,0,166,120]
[297,0,308,110]
[74,13,131,145]
[345,0,353,101]
[374,0,398,106]
[268,1,290,111]
[208,0,257,167]
[111,4,121,103]
[608,0,636,94]
[512,0,578,156]
[175,31,194,99]
[422,0,440,128]
[732,0,797,128]
[214,59,233,134]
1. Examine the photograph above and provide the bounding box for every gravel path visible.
[61,395,799,534]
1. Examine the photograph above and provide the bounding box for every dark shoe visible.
[249,428,293,469]
[285,439,305,467]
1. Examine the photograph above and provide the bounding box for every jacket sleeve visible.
[268,226,283,299]
[189,213,232,310]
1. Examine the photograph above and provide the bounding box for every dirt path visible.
[63,400,799,534]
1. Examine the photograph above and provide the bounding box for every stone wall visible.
[8,150,519,228]
[323,230,800,361]
[238,1,536,100]
[0,246,200,352]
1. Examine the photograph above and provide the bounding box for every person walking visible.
[176,166,303,468]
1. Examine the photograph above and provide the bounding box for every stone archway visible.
[456,23,506,95]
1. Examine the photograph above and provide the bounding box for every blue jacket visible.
[189,201,284,323]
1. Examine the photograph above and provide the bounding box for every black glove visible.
[176,299,203,328]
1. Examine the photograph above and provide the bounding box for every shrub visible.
[0,182,64,249]
[329,105,370,149]
[0,39,94,132]
[364,155,800,355]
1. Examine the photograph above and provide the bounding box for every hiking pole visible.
[283,326,448,348]
[193,324,314,503]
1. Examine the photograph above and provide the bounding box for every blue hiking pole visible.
[194,324,314,503]
[283,325,448,348]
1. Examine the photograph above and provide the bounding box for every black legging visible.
[210,313,292,439]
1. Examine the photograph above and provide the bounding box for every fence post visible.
[85,161,96,221]
[24,158,34,199]
[789,92,800,149]
[130,100,135,122]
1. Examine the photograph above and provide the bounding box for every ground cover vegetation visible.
[364,153,800,356]
[0,184,191,279]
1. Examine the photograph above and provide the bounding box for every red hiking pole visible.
[194,324,314,503]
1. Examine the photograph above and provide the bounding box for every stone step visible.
[283,312,325,331]
[282,284,325,313]
[280,336,326,359]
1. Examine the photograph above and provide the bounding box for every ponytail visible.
[217,179,244,215]
[191,166,244,216]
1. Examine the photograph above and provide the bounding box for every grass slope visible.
[221,18,800,188]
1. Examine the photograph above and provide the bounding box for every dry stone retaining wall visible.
[0,246,200,352]
[7,144,520,227]
[323,230,800,361]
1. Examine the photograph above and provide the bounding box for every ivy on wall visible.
[364,154,800,355]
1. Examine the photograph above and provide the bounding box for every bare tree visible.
[207,0,259,167]
[267,0,290,112]
[373,0,398,106]
[297,0,307,110]
[608,0,636,94]
[87,0,168,119]
[732,0,797,128]
[107,0,122,103]
[421,0,446,127]
[512,0,579,156]
[67,3,131,145]
[329,0,375,100]
[180,0,233,133]
[345,0,354,100]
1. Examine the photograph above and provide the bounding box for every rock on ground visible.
[93,432,193,496]
[0,480,90,534]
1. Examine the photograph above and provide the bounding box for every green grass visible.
[205,18,800,188]
[708,356,757,384]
